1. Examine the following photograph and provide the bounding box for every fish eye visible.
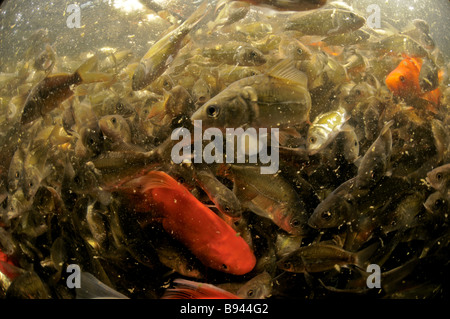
[222,264,228,270]
[206,104,220,118]
[290,218,301,227]
[309,136,316,144]
[321,211,332,221]
[434,199,444,208]
[116,103,123,111]
[297,48,303,55]
[177,177,185,184]
[247,289,254,297]
[224,205,231,212]
[399,75,406,82]
[89,138,95,145]
[436,173,442,181]
[282,261,292,269]
[249,51,257,58]
[111,117,117,124]
[355,89,361,96]
[15,171,20,178]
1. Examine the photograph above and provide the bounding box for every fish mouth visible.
[190,108,203,122]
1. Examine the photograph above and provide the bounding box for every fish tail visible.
[161,279,240,299]
[353,242,380,270]
[74,55,114,84]
[182,0,210,31]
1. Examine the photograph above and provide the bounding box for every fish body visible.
[308,177,363,229]
[131,1,209,90]
[219,0,326,11]
[191,59,310,129]
[285,9,365,36]
[385,56,422,99]
[355,121,393,189]
[200,42,267,66]
[194,167,242,217]
[117,171,256,275]
[426,164,450,197]
[20,56,112,125]
[306,107,348,154]
[227,165,310,236]
[276,242,377,273]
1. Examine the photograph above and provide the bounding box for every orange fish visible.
[162,278,241,299]
[385,56,423,99]
[0,249,21,281]
[117,171,256,275]
[386,56,442,113]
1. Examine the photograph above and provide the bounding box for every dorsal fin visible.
[267,59,308,87]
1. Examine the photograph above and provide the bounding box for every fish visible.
[379,192,425,235]
[217,65,261,86]
[308,177,364,229]
[278,34,312,61]
[322,29,370,46]
[224,0,327,11]
[76,272,129,299]
[331,126,360,164]
[419,57,439,93]
[284,9,365,36]
[131,1,209,90]
[276,241,378,273]
[355,120,393,189]
[306,107,349,155]
[225,165,311,236]
[423,191,449,216]
[191,58,311,130]
[199,42,267,66]
[385,56,423,99]
[20,55,113,125]
[194,167,242,218]
[426,164,450,197]
[116,170,256,275]
[162,278,241,299]
[235,271,273,299]
[208,0,250,32]
[371,35,428,58]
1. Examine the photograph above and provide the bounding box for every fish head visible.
[80,124,105,157]
[276,253,303,273]
[190,89,251,129]
[215,190,243,217]
[234,46,266,66]
[306,125,328,154]
[236,271,272,299]
[208,237,256,275]
[426,165,449,192]
[385,58,421,98]
[308,195,353,229]
[424,191,448,215]
[98,114,131,143]
[339,11,366,31]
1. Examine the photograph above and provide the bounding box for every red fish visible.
[0,249,21,281]
[162,278,241,299]
[385,56,423,99]
[117,171,256,275]
[385,56,442,113]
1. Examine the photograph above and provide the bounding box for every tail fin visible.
[162,278,240,299]
[75,55,114,84]
[354,242,380,270]
[76,272,129,299]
